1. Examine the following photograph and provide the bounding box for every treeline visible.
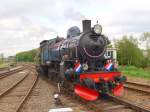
[115,32,150,68]
[15,49,38,62]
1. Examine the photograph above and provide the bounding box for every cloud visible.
[64,8,87,21]
[0,0,150,56]
[0,16,57,57]
[102,0,150,35]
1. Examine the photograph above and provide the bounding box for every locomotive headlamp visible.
[82,63,88,71]
[46,61,51,65]
[93,24,102,34]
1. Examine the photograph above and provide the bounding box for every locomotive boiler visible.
[38,20,126,101]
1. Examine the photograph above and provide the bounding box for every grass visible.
[119,66,150,79]
[0,63,9,69]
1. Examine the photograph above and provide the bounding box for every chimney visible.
[82,20,91,33]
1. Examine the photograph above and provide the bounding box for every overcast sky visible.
[0,0,150,57]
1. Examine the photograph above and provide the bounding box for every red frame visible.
[80,71,121,83]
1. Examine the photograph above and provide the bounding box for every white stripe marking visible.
[49,108,73,112]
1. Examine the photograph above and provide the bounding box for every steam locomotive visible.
[38,20,126,101]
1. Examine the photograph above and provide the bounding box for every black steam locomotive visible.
[38,20,126,101]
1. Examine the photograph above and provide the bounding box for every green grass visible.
[119,66,150,79]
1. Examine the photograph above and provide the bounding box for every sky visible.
[0,0,150,57]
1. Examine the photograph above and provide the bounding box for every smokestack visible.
[82,20,91,33]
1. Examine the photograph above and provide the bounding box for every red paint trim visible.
[80,72,121,82]
[112,84,124,96]
[74,84,99,101]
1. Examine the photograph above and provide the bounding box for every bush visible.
[119,65,150,79]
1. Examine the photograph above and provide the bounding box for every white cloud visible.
[0,16,57,57]
[0,0,150,57]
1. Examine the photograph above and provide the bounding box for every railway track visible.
[119,81,150,111]
[0,66,26,79]
[60,82,150,112]
[11,68,149,112]
[33,70,150,112]
[0,67,9,71]
[1,65,149,112]
[125,81,150,94]
[1,65,90,112]
[62,83,131,112]
[0,69,38,112]
[19,75,95,112]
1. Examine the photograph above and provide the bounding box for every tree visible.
[15,49,38,62]
[0,53,4,64]
[140,32,150,68]
[34,48,40,64]
[115,35,144,67]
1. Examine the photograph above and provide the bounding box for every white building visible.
[105,48,117,60]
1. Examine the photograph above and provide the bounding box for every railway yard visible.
[0,64,149,112]
[1,0,150,111]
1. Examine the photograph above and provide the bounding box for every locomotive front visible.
[62,20,110,71]
[65,20,126,101]
[39,20,126,101]
[78,20,109,61]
